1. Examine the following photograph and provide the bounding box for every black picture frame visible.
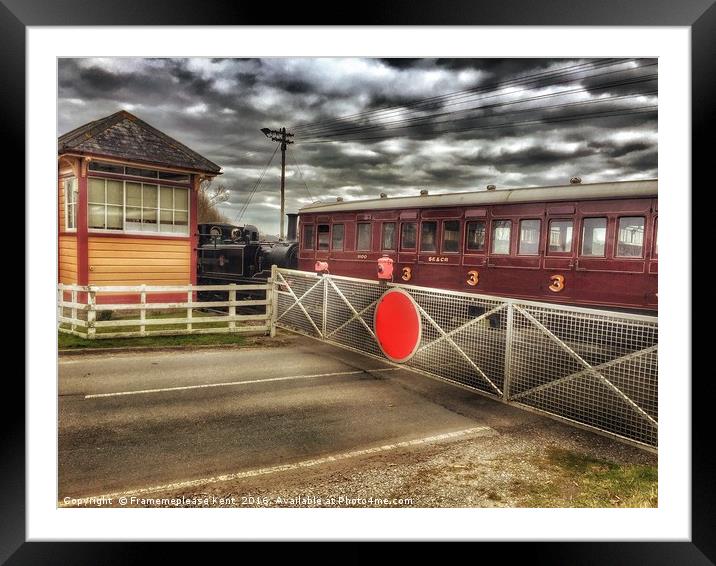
[9,0,706,562]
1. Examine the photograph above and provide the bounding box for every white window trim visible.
[63,177,77,232]
[87,176,191,238]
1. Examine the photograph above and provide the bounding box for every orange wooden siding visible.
[59,235,78,283]
[87,236,192,285]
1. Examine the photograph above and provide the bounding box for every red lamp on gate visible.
[377,255,394,281]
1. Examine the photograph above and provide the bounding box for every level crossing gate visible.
[272,267,658,449]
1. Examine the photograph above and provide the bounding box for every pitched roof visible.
[58,110,222,175]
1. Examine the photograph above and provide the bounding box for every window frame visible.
[579,216,608,258]
[331,223,345,251]
[464,219,486,254]
[381,222,397,251]
[615,215,646,259]
[400,221,417,251]
[356,222,372,251]
[63,177,78,232]
[86,175,191,237]
[546,218,574,256]
[317,224,331,251]
[517,218,542,256]
[490,219,512,255]
[419,220,438,253]
[302,224,315,250]
[441,219,462,254]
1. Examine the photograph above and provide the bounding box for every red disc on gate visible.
[374,289,422,363]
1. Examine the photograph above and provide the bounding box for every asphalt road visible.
[59,336,491,500]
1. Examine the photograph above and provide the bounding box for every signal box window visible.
[616,217,645,257]
[317,224,330,250]
[491,220,512,254]
[382,222,396,250]
[303,225,314,250]
[518,219,541,255]
[401,222,417,250]
[357,223,372,251]
[420,221,437,252]
[442,220,460,253]
[581,217,607,257]
[465,221,486,252]
[332,224,345,251]
[548,219,573,253]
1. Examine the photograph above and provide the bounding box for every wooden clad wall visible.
[87,236,192,286]
[58,235,78,284]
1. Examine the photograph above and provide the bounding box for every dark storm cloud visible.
[58,57,657,235]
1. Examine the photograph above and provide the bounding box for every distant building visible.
[58,110,221,299]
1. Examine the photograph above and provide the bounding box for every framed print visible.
[9,0,708,562]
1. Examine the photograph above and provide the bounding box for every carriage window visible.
[420,221,437,252]
[616,217,645,257]
[401,222,417,250]
[382,222,396,250]
[442,221,460,253]
[357,223,372,251]
[491,220,512,254]
[654,218,658,256]
[303,225,314,250]
[465,221,486,252]
[518,219,541,255]
[581,217,607,257]
[548,219,573,253]
[317,224,330,250]
[331,224,345,251]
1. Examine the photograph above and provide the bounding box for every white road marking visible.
[59,425,492,506]
[84,368,399,399]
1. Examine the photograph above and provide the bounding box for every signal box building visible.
[58,110,222,300]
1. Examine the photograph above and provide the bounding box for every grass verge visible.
[524,447,657,507]
[58,331,247,350]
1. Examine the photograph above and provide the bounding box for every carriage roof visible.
[298,179,657,214]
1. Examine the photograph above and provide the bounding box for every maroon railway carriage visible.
[296,179,658,313]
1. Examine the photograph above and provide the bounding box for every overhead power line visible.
[233,143,280,224]
[297,78,657,141]
[292,58,652,135]
[296,106,658,145]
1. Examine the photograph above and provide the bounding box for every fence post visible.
[229,284,237,332]
[187,284,193,332]
[140,284,146,336]
[57,285,63,329]
[503,301,514,401]
[269,265,277,337]
[71,289,77,332]
[321,274,328,339]
[87,286,96,340]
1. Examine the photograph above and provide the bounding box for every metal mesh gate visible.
[273,268,658,448]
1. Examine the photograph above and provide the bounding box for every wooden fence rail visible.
[57,279,275,340]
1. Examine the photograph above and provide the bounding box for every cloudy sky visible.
[58,57,657,236]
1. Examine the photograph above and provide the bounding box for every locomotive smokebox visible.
[286,213,298,241]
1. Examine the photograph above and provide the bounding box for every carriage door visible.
[543,203,576,300]
[575,199,649,308]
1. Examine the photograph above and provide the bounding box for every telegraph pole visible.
[260,127,294,240]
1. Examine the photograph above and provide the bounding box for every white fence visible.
[57,282,273,339]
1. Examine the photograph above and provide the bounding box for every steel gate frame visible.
[272,267,658,450]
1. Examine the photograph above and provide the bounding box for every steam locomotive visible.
[196,213,299,286]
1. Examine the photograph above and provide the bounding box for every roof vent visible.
[570,176,582,184]
[336,196,343,202]
[420,189,429,196]
[486,184,496,191]
[380,192,387,199]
